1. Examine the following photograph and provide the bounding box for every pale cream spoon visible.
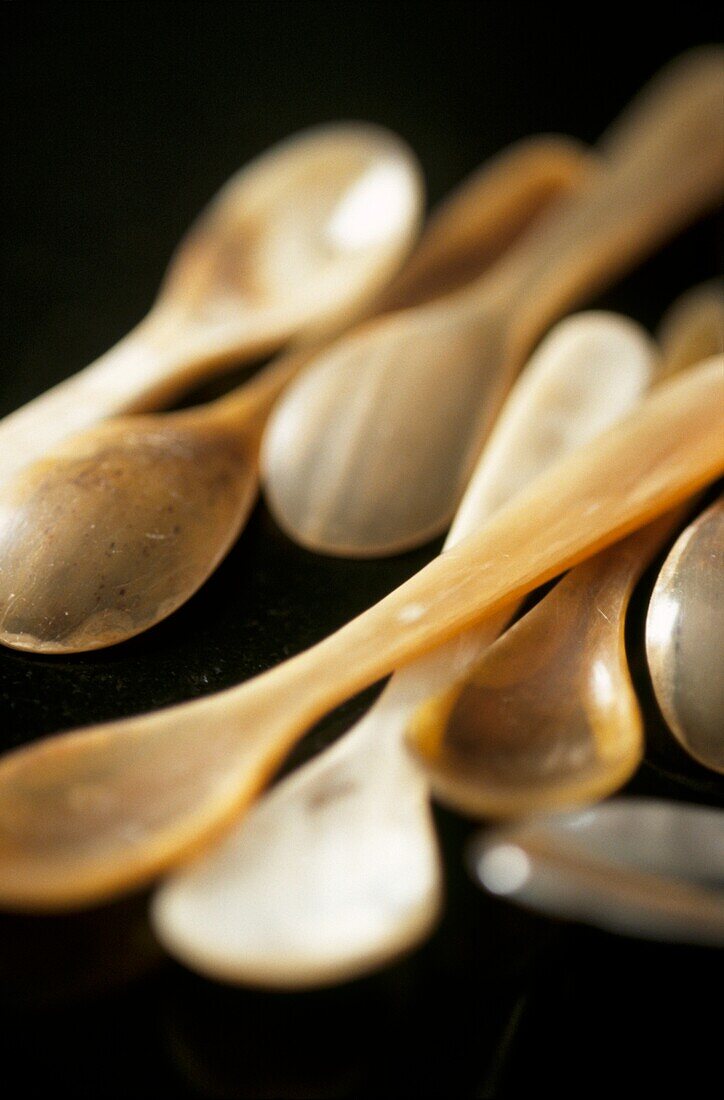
[0,137,590,654]
[261,48,724,556]
[646,495,724,773]
[151,311,657,987]
[469,798,724,946]
[406,288,721,817]
[0,122,423,492]
[0,359,720,912]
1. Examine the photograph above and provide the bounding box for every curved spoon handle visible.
[0,306,241,494]
[500,48,724,354]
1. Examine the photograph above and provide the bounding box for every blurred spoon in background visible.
[0,123,423,492]
[406,284,722,817]
[0,138,591,654]
[646,495,724,773]
[469,798,724,946]
[152,311,657,987]
[261,48,724,557]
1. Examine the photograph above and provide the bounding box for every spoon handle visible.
[494,49,724,356]
[0,307,236,493]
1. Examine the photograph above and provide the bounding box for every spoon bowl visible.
[0,354,301,653]
[646,496,724,772]
[469,798,724,946]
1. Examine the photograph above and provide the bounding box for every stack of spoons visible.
[0,48,722,989]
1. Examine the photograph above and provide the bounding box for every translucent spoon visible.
[0,137,590,654]
[0,123,423,492]
[406,287,722,817]
[0,359,720,913]
[152,311,657,987]
[261,48,724,556]
[646,496,724,773]
[469,798,724,946]
[407,509,689,817]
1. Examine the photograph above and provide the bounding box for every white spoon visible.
[152,311,657,986]
[469,797,724,946]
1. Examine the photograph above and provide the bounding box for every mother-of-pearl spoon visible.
[0,123,423,492]
[0,137,591,654]
[469,798,724,946]
[261,48,724,557]
[406,285,722,817]
[646,496,724,773]
[151,311,658,987]
[0,358,721,912]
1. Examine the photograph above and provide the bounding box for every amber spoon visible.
[646,496,724,773]
[656,279,724,378]
[408,509,690,818]
[0,359,721,912]
[261,48,724,556]
[469,798,724,946]
[406,288,721,817]
[0,123,423,492]
[0,138,590,655]
[151,311,657,987]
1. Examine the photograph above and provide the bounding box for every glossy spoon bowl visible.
[261,49,724,556]
[0,138,590,654]
[0,123,423,491]
[646,496,724,773]
[0,359,720,912]
[469,798,724,946]
[408,509,689,817]
[151,311,657,987]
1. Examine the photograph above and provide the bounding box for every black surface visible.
[1,5,722,1097]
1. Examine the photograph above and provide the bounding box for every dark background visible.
[1,4,722,1097]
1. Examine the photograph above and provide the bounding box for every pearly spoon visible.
[261,48,724,556]
[152,311,657,987]
[0,137,591,654]
[406,286,722,817]
[469,798,724,946]
[0,358,721,912]
[0,123,423,492]
[646,496,724,773]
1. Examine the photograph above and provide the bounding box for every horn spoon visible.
[0,123,423,492]
[646,495,724,773]
[0,359,720,911]
[406,287,722,816]
[151,311,657,987]
[261,48,724,556]
[468,798,724,946]
[0,138,590,654]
